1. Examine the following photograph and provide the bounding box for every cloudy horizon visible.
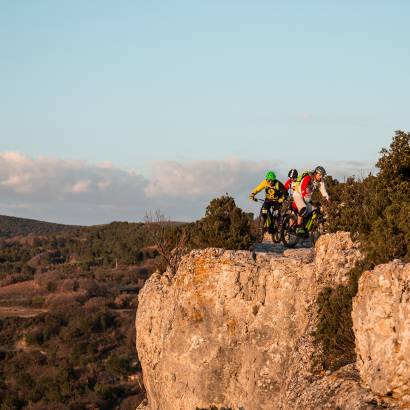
[0,151,376,225]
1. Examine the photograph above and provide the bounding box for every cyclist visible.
[249,170,288,231]
[293,166,330,235]
[284,169,298,196]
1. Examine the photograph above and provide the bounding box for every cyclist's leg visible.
[271,202,281,220]
[293,192,306,226]
[272,201,282,229]
[264,200,278,231]
[305,201,314,216]
[260,199,270,229]
[287,201,298,227]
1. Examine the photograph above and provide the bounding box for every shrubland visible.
[315,130,409,369]
[0,195,253,409]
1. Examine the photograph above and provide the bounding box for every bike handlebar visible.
[253,198,290,205]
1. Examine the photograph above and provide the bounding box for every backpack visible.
[296,170,310,185]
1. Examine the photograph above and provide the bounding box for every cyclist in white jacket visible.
[293,166,330,234]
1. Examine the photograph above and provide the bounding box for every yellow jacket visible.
[250,179,287,202]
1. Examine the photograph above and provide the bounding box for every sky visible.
[1,1,409,224]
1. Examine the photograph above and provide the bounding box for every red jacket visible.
[300,174,312,198]
[284,178,296,191]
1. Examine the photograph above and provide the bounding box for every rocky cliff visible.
[136,233,409,410]
[353,261,410,407]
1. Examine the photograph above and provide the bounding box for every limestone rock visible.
[136,233,383,410]
[314,231,362,285]
[353,261,410,407]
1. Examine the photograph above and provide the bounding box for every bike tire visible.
[271,218,282,243]
[271,231,281,244]
[281,212,299,248]
[310,221,325,245]
[255,216,265,243]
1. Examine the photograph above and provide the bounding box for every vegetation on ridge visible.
[0,195,253,409]
[0,215,79,238]
[315,130,410,369]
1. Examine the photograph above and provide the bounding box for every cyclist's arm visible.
[284,178,291,190]
[320,181,330,201]
[250,180,267,197]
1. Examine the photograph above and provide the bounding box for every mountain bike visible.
[254,198,283,243]
[280,203,325,248]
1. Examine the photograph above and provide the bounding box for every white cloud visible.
[145,158,282,199]
[97,179,112,191]
[326,160,376,180]
[0,152,151,224]
[67,180,91,193]
[0,152,377,225]
[294,160,376,182]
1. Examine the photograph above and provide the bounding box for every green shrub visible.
[105,354,130,376]
[190,195,253,250]
[315,131,409,369]
[30,296,45,306]
[94,383,125,401]
[25,330,44,346]
[0,394,25,410]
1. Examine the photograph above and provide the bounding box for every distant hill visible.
[0,215,80,238]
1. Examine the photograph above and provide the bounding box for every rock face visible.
[136,232,386,410]
[353,261,410,407]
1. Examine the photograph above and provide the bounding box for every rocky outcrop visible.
[353,261,410,408]
[136,232,388,410]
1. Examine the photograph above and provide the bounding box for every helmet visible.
[288,169,298,179]
[265,171,276,181]
[314,166,327,176]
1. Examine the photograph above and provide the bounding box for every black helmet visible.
[288,169,298,179]
[314,166,326,176]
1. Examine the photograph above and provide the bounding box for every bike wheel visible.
[281,212,299,248]
[271,218,281,243]
[271,230,281,243]
[255,216,265,243]
[310,221,325,245]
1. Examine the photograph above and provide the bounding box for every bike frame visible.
[280,201,325,247]
[253,198,284,243]
[256,199,279,229]
[304,206,323,232]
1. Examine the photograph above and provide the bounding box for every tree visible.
[191,195,253,250]
[144,211,190,276]
[315,131,410,369]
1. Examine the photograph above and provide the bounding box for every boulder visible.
[353,261,410,407]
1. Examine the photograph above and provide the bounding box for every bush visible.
[105,354,130,376]
[326,130,409,262]
[315,131,410,369]
[191,195,253,250]
[0,394,25,410]
[30,296,45,307]
[94,383,125,402]
[26,330,45,346]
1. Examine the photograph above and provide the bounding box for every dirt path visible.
[252,234,312,254]
[0,306,48,318]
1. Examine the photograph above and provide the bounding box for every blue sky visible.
[1,1,409,223]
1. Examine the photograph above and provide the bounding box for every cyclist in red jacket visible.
[284,169,298,195]
[293,166,330,235]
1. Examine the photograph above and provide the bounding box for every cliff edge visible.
[136,233,409,409]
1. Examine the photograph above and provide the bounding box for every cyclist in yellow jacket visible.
[249,170,288,229]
